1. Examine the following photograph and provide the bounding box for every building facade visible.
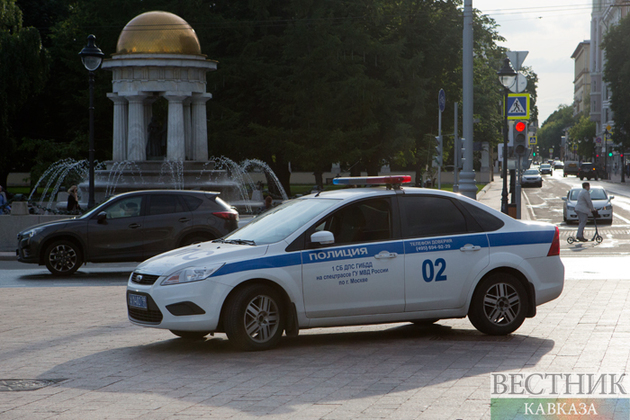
[590,0,630,148]
[571,41,591,117]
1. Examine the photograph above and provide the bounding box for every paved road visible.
[0,179,629,419]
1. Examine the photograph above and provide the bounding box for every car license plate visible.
[128,293,148,310]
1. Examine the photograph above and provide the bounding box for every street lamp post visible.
[79,35,104,209]
[497,57,517,214]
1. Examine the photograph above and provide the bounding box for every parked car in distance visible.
[553,161,564,169]
[17,190,239,275]
[578,162,598,180]
[563,161,579,177]
[521,168,543,187]
[562,186,614,224]
[539,164,553,175]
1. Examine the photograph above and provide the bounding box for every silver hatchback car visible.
[562,186,614,224]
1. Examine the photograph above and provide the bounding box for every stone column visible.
[164,93,189,161]
[124,94,149,161]
[184,99,192,160]
[143,95,159,158]
[191,93,212,161]
[107,93,128,162]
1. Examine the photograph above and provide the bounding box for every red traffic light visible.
[515,121,526,132]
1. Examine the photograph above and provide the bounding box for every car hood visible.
[135,241,270,276]
[18,217,82,234]
[566,199,610,207]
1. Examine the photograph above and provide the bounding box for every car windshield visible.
[524,169,539,175]
[541,164,550,168]
[568,188,608,200]
[590,189,608,200]
[223,198,339,245]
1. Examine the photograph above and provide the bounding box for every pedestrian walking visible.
[0,185,7,214]
[67,185,81,213]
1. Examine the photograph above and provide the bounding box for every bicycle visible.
[567,211,603,244]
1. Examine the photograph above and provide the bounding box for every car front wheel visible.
[44,240,83,276]
[468,273,527,335]
[223,284,285,351]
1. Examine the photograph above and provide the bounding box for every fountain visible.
[26,157,288,215]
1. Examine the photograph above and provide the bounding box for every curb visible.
[0,252,16,261]
[476,183,492,199]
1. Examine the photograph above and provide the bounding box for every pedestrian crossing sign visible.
[507,94,530,120]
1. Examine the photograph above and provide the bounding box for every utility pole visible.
[459,0,476,199]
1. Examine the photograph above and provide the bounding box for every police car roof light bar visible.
[333,175,412,187]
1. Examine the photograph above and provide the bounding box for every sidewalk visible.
[476,179,531,221]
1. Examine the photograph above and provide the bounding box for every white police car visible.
[127,176,564,350]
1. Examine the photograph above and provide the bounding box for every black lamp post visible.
[79,35,104,209]
[497,57,517,214]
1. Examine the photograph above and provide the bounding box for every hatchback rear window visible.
[148,195,186,215]
[181,195,203,211]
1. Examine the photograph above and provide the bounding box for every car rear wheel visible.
[170,330,211,340]
[468,273,527,336]
[44,240,83,276]
[224,284,285,351]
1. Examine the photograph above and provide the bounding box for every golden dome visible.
[116,11,201,55]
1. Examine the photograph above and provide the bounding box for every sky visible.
[472,1,593,125]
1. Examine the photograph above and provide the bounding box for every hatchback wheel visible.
[468,273,527,335]
[224,285,285,351]
[44,240,83,276]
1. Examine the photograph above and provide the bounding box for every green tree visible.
[537,105,573,161]
[602,14,630,154]
[569,114,596,159]
[0,0,48,187]
[8,0,519,194]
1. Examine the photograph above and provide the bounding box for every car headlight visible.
[20,227,44,239]
[161,263,225,286]
[567,205,575,210]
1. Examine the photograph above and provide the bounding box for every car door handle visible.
[128,223,141,229]
[374,251,398,259]
[460,244,481,252]
[178,217,191,223]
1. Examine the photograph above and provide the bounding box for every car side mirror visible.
[610,196,615,199]
[97,211,107,223]
[561,197,566,201]
[310,231,335,246]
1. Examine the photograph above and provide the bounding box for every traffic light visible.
[456,137,465,169]
[513,121,527,156]
[433,135,443,167]
[609,152,613,157]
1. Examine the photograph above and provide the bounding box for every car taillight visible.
[213,210,239,221]
[547,226,560,256]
